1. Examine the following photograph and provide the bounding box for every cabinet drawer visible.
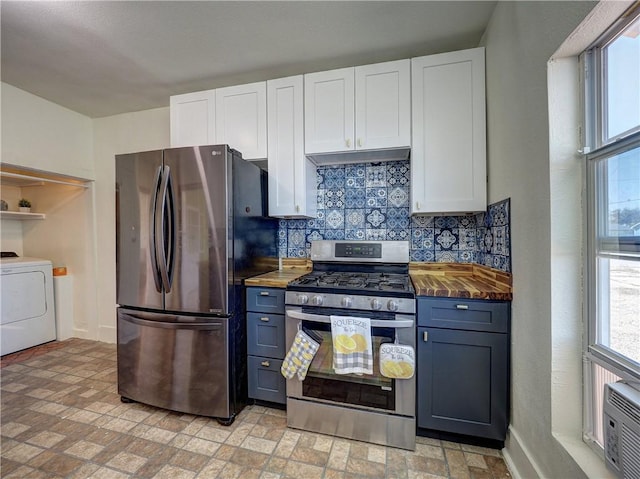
[248,356,286,404]
[247,313,286,358]
[246,287,285,314]
[418,298,509,333]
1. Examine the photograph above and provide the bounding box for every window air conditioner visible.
[603,381,640,479]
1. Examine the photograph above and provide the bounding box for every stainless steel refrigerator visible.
[115,145,277,425]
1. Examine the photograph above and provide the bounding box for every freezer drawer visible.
[117,308,231,419]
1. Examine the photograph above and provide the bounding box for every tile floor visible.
[1,339,511,478]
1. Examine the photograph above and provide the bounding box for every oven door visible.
[285,306,415,417]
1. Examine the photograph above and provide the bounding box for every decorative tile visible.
[345,189,366,209]
[435,229,458,250]
[345,209,365,229]
[366,229,387,240]
[386,162,410,186]
[325,209,344,230]
[412,215,434,228]
[345,229,366,240]
[365,164,387,187]
[287,229,305,249]
[366,188,387,208]
[274,160,510,272]
[365,209,386,228]
[323,229,345,240]
[436,250,458,262]
[386,229,409,240]
[325,189,345,209]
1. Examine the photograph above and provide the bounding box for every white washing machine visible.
[0,256,56,355]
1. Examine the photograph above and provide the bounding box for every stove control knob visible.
[371,298,382,311]
[387,300,399,312]
[311,295,324,306]
[298,294,309,305]
[341,297,353,308]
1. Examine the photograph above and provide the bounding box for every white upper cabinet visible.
[215,82,267,160]
[305,60,410,156]
[411,47,486,215]
[170,90,216,147]
[355,59,411,150]
[267,76,316,218]
[304,67,354,154]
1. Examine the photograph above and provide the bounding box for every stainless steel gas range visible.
[284,240,416,450]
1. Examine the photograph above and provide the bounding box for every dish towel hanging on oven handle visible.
[330,315,373,375]
[379,342,415,379]
[281,329,320,381]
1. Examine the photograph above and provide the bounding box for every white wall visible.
[482,1,627,478]
[1,83,94,180]
[1,82,97,339]
[92,108,170,342]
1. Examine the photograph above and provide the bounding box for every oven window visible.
[302,321,396,411]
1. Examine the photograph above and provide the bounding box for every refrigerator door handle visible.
[156,165,173,293]
[122,312,224,331]
[149,165,163,293]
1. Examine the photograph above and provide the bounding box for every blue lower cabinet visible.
[246,287,287,405]
[247,356,286,404]
[417,298,510,441]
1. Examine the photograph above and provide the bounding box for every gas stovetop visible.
[288,271,412,294]
[286,241,416,312]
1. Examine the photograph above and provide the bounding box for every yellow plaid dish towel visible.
[331,315,373,375]
[281,330,320,381]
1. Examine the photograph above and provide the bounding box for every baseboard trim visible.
[503,426,544,479]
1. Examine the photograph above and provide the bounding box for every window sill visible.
[552,433,615,479]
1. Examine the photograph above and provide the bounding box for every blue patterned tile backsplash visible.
[277,160,511,273]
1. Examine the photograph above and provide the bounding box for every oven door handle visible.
[286,310,414,329]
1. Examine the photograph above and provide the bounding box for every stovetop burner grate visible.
[289,270,413,295]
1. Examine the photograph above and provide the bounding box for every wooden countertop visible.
[245,259,512,300]
[410,263,512,300]
[244,259,311,288]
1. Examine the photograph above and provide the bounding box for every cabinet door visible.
[417,327,508,440]
[170,90,215,147]
[215,82,267,160]
[411,48,486,215]
[267,76,317,218]
[355,59,411,150]
[304,68,355,154]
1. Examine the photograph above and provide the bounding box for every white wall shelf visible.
[0,169,90,189]
[0,211,46,220]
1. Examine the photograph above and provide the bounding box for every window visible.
[583,6,640,449]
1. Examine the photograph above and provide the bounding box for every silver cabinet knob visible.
[341,297,353,308]
[371,299,382,310]
[311,295,324,306]
[298,294,309,305]
[387,300,399,312]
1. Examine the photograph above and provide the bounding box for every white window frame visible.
[582,4,640,451]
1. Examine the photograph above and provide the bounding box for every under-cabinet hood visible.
[306,147,410,166]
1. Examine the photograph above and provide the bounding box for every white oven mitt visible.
[281,330,320,381]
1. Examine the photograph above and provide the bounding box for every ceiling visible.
[1,1,497,119]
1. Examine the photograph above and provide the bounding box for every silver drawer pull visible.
[423,331,428,342]
[261,360,270,367]
[456,304,469,310]
[260,317,270,322]
[260,291,270,296]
